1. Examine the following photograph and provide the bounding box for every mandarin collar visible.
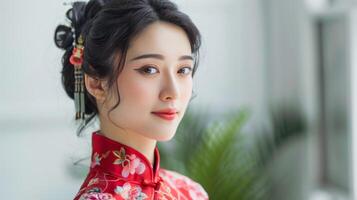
[90,131,161,186]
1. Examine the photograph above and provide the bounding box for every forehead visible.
[126,21,192,61]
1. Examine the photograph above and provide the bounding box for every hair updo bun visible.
[54,2,87,50]
[54,0,202,136]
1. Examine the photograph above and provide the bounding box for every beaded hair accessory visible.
[69,34,85,120]
[61,1,86,121]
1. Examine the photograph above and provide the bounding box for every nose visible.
[159,72,179,102]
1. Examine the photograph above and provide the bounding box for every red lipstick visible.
[151,108,178,121]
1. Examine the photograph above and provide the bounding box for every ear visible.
[84,74,108,103]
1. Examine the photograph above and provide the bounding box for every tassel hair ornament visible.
[69,34,85,121]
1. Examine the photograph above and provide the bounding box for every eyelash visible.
[135,66,193,76]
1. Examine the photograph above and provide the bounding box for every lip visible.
[152,112,177,120]
[151,108,178,121]
[152,108,178,114]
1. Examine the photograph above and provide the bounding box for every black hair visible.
[54,0,202,136]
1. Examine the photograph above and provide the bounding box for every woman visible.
[54,0,208,199]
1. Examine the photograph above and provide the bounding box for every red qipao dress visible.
[73,131,209,200]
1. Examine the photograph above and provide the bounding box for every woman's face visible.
[101,21,194,141]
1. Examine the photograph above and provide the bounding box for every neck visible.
[98,122,157,166]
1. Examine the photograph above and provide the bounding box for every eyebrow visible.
[130,53,194,62]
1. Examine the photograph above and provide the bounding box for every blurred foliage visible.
[269,104,307,147]
[158,104,307,200]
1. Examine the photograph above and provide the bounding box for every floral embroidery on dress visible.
[79,187,116,200]
[91,151,110,168]
[160,169,209,200]
[174,175,208,199]
[154,182,177,200]
[87,187,102,193]
[114,182,148,200]
[88,178,100,186]
[79,192,115,200]
[113,147,146,178]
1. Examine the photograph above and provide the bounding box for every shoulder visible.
[159,168,209,200]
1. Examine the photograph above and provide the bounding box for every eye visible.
[178,66,193,75]
[135,66,159,75]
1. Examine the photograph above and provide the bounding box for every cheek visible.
[118,74,156,110]
[182,79,193,102]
